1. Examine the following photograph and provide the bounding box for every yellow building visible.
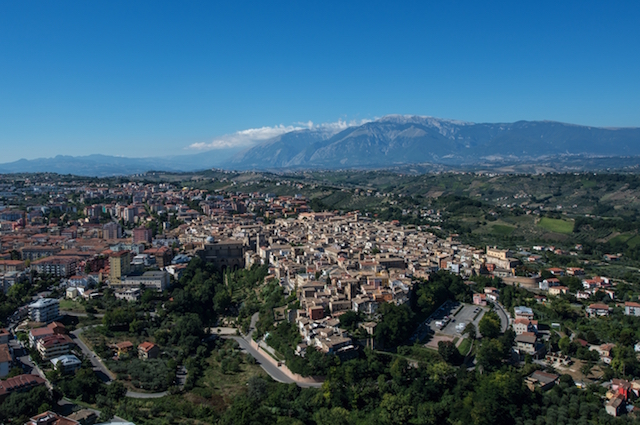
[109,250,131,283]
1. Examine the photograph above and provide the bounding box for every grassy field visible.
[537,217,574,234]
[201,349,267,400]
[59,298,86,313]
[491,224,515,235]
[609,233,633,245]
[628,235,640,248]
[457,338,472,356]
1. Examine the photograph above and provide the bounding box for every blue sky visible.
[1,1,639,162]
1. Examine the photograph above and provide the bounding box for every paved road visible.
[219,313,322,388]
[207,327,238,336]
[61,309,156,319]
[71,326,115,381]
[225,335,322,388]
[493,302,510,333]
[61,310,105,318]
[14,342,53,390]
[126,389,168,398]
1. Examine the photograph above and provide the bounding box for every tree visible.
[338,310,361,332]
[558,336,572,355]
[313,407,350,425]
[438,340,463,365]
[477,339,506,372]
[478,311,501,339]
[581,361,594,378]
[464,322,477,340]
[375,303,414,348]
[0,386,54,423]
[102,307,136,329]
[106,380,127,402]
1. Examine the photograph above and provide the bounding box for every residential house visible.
[593,343,616,364]
[473,293,487,306]
[539,277,560,291]
[484,287,499,302]
[25,411,80,425]
[576,291,591,300]
[586,303,611,317]
[513,318,538,335]
[0,374,46,403]
[566,267,584,276]
[514,332,544,358]
[37,334,74,361]
[625,302,640,317]
[547,267,565,276]
[0,344,11,378]
[116,341,134,358]
[29,327,54,347]
[51,354,82,374]
[548,286,569,296]
[525,370,559,391]
[138,342,160,360]
[0,328,10,344]
[606,394,626,417]
[114,287,141,302]
[514,306,534,320]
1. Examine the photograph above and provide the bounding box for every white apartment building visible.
[29,298,60,323]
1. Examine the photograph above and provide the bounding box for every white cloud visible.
[187,118,373,151]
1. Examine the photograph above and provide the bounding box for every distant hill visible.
[2,116,640,176]
[0,149,241,177]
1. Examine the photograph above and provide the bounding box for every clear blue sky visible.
[1,0,639,162]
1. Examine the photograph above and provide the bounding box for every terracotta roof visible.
[138,341,157,352]
[0,374,46,397]
[116,341,134,349]
[39,334,72,348]
[0,344,11,363]
[30,327,55,338]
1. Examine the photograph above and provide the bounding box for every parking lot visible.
[409,301,489,346]
[426,302,487,337]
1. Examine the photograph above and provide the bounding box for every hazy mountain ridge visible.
[2,116,640,176]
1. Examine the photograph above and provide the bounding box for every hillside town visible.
[1,174,640,422]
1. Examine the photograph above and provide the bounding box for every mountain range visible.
[2,115,640,176]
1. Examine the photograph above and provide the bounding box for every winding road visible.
[71,312,321,399]
[493,302,510,332]
[215,313,323,388]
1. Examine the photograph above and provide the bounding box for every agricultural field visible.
[537,217,574,234]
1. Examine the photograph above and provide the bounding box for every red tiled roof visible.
[0,374,46,397]
[138,341,157,352]
[39,334,72,348]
